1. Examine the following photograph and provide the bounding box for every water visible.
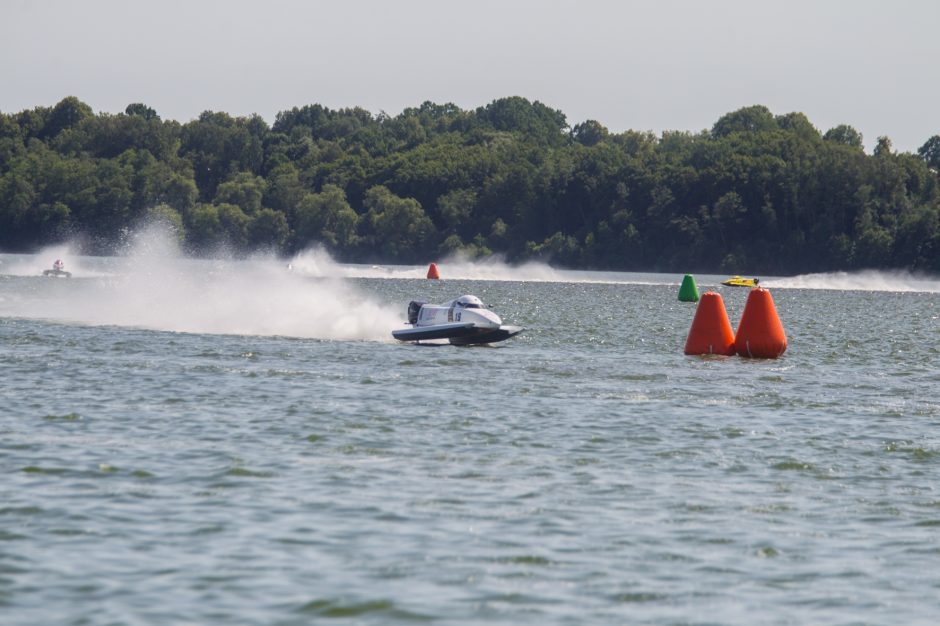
[2,243,940,625]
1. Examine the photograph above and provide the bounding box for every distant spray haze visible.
[288,249,940,292]
[289,248,580,282]
[770,270,940,293]
[2,227,401,341]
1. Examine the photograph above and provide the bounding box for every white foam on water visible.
[770,270,940,293]
[288,248,632,283]
[432,252,567,282]
[2,227,402,341]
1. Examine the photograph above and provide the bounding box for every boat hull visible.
[448,325,524,346]
[392,323,523,345]
[721,277,758,287]
[392,323,477,342]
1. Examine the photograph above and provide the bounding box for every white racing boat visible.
[392,295,524,346]
[43,260,71,278]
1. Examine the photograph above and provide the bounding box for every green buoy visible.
[678,274,699,302]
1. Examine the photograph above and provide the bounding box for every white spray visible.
[0,226,402,341]
[769,269,940,293]
[288,248,575,282]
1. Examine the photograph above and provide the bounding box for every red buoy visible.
[734,287,787,358]
[684,291,735,356]
[426,263,440,279]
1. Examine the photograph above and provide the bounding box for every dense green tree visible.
[213,172,266,214]
[823,124,864,149]
[125,103,160,121]
[247,207,290,251]
[217,203,251,250]
[184,203,225,252]
[293,184,359,250]
[0,114,25,171]
[273,104,331,135]
[874,136,893,157]
[263,163,305,214]
[181,202,252,253]
[918,135,940,171]
[775,112,820,141]
[0,170,39,246]
[436,188,477,234]
[15,107,52,142]
[2,97,939,273]
[84,159,135,244]
[526,231,581,265]
[712,105,777,138]
[379,136,484,218]
[571,120,609,146]
[54,112,181,161]
[360,185,436,261]
[180,111,264,200]
[40,96,94,141]
[476,97,568,146]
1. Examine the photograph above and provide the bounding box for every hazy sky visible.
[3,0,938,153]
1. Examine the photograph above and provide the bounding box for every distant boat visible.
[43,260,71,278]
[721,275,759,288]
[42,269,72,278]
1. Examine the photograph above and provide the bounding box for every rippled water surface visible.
[2,250,940,625]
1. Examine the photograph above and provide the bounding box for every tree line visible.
[2,96,939,273]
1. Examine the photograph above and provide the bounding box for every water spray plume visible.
[436,252,565,282]
[771,270,940,293]
[2,226,401,342]
[286,248,570,282]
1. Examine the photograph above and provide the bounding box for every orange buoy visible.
[684,291,735,356]
[426,263,440,279]
[734,287,787,358]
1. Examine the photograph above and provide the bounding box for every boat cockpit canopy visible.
[454,295,485,309]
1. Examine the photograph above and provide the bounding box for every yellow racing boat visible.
[721,275,759,288]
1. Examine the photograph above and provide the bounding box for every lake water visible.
[2,242,940,625]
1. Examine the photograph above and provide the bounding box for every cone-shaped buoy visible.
[734,287,787,358]
[684,291,735,355]
[426,262,440,279]
[678,274,699,302]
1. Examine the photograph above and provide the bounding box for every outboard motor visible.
[407,301,425,325]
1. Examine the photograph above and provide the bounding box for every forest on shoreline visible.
[2,96,939,274]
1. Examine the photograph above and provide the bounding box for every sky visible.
[2,0,938,154]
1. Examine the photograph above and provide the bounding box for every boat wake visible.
[770,270,940,293]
